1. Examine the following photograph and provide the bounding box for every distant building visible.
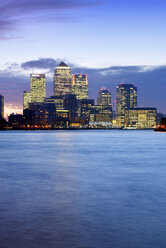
[116,83,137,126]
[97,89,111,106]
[54,62,72,96]
[23,74,46,109]
[90,106,113,123]
[124,108,156,129]
[72,74,88,100]
[8,114,25,128]
[24,102,56,127]
[89,89,113,123]
[45,96,65,110]
[55,110,70,128]
[78,99,94,121]
[45,95,78,121]
[0,94,4,118]
[23,91,31,110]
[64,94,78,121]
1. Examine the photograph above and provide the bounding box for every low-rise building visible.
[125,107,157,129]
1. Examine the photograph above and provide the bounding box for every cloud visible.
[0,58,166,115]
[0,0,101,39]
[21,58,61,70]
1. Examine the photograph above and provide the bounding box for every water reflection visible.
[0,130,166,248]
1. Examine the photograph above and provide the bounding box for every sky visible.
[0,0,166,117]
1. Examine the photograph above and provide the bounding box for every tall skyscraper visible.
[54,62,72,96]
[23,74,46,109]
[116,83,137,126]
[0,94,4,118]
[72,74,88,100]
[97,88,112,106]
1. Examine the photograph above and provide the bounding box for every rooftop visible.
[58,62,68,67]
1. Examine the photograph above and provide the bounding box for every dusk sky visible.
[0,0,166,117]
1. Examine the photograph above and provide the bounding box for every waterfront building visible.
[124,108,156,129]
[72,74,88,100]
[55,110,70,128]
[116,83,137,126]
[24,102,56,127]
[8,114,25,128]
[64,94,78,121]
[54,62,72,96]
[23,74,46,109]
[89,89,113,124]
[88,105,112,124]
[45,95,78,121]
[0,94,4,118]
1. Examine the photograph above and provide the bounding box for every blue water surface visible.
[0,130,166,248]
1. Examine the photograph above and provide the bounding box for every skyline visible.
[1,59,166,118]
[0,0,166,116]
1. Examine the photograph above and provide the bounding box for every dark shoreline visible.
[0,128,156,131]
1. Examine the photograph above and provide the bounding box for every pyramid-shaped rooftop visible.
[58,62,68,67]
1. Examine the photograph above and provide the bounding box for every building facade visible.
[97,89,111,106]
[116,84,137,126]
[0,94,4,118]
[23,74,46,109]
[45,96,65,110]
[72,74,88,100]
[124,108,156,129]
[54,62,72,96]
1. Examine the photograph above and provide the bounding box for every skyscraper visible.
[97,88,112,106]
[72,74,88,100]
[54,62,72,96]
[23,74,46,109]
[116,83,137,126]
[0,94,4,118]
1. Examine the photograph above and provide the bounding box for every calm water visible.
[0,130,166,248]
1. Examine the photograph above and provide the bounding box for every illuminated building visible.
[78,99,94,121]
[30,74,46,102]
[8,114,25,128]
[45,96,65,110]
[124,108,156,129]
[23,91,31,110]
[97,88,111,106]
[55,110,70,128]
[23,74,46,109]
[54,62,72,96]
[45,94,78,121]
[64,94,78,121]
[89,105,112,123]
[24,102,56,127]
[88,89,113,123]
[72,74,88,100]
[116,83,137,126]
[0,94,4,118]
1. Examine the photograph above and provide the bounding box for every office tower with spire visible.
[23,74,46,109]
[116,83,137,126]
[0,94,4,118]
[72,74,88,100]
[54,62,72,96]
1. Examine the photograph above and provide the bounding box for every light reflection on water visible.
[0,130,166,248]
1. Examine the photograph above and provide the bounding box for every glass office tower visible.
[23,74,46,109]
[72,74,88,100]
[116,84,137,126]
[54,62,72,96]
